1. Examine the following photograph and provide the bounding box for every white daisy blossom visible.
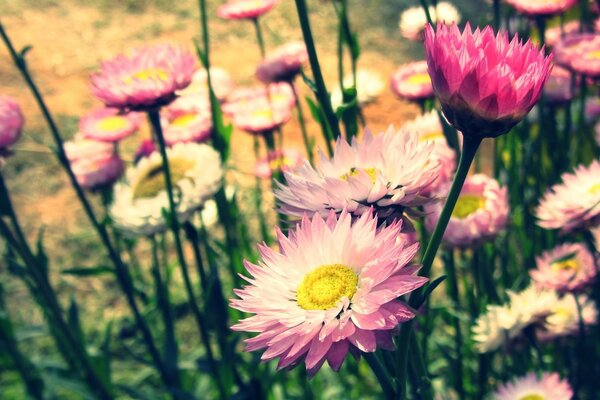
[494,372,573,400]
[538,294,598,341]
[399,2,461,41]
[110,142,222,237]
[330,70,385,110]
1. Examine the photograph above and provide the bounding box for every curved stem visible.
[363,352,396,399]
[294,0,342,140]
[418,0,434,26]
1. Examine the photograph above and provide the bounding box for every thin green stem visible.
[408,333,434,400]
[294,0,342,140]
[442,249,464,398]
[363,352,395,399]
[148,109,227,400]
[493,0,501,30]
[252,18,267,58]
[418,0,434,26]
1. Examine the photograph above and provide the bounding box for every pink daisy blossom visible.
[177,67,235,102]
[554,33,597,70]
[390,61,434,102]
[79,107,141,143]
[71,152,124,190]
[544,66,575,104]
[504,0,578,16]
[425,23,553,138]
[568,34,600,78]
[230,209,428,376]
[274,126,440,223]
[0,95,24,150]
[160,96,212,145]
[223,83,295,116]
[256,41,308,83]
[537,294,597,341]
[217,0,278,20]
[400,111,457,195]
[494,373,573,400]
[64,134,115,163]
[546,20,580,47]
[536,159,600,232]
[91,44,196,111]
[255,148,303,179]
[530,243,597,293]
[231,100,292,134]
[425,174,508,247]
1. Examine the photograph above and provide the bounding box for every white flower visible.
[537,294,597,341]
[330,70,385,110]
[110,143,222,237]
[399,2,461,41]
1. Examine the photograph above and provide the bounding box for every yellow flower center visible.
[588,183,600,195]
[340,167,378,183]
[419,131,445,141]
[587,50,600,60]
[451,195,486,219]
[252,108,273,120]
[133,158,195,199]
[97,116,130,132]
[519,394,544,400]
[297,264,358,311]
[269,157,292,170]
[125,68,170,84]
[170,113,197,127]
[551,257,579,273]
[406,73,431,85]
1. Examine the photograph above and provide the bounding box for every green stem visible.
[252,18,266,58]
[418,0,434,26]
[291,80,314,164]
[363,352,396,399]
[442,249,464,398]
[148,109,227,400]
[294,0,342,140]
[0,22,171,392]
[493,0,501,30]
[408,333,434,400]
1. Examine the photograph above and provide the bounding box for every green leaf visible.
[18,45,32,59]
[416,275,447,308]
[35,227,49,274]
[193,39,208,69]
[61,266,115,277]
[301,70,318,94]
[67,297,85,346]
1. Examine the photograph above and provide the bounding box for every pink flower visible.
[554,33,597,70]
[177,67,235,102]
[91,44,196,111]
[543,66,575,104]
[256,41,308,83]
[231,210,427,376]
[504,0,578,16]
[0,95,24,150]
[400,111,457,195]
[531,243,597,293]
[79,108,141,143]
[425,174,509,247]
[231,101,292,134]
[536,160,600,232]
[537,294,597,341]
[217,0,278,20]
[424,23,552,138]
[255,148,303,179]
[64,134,115,162]
[494,372,573,400]
[390,61,434,102]
[274,126,440,223]
[160,96,212,145]
[546,20,580,47]
[568,34,600,78]
[223,83,295,116]
[71,152,124,190]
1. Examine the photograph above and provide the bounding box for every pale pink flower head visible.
[255,148,303,179]
[400,111,457,195]
[217,0,278,20]
[71,152,124,190]
[256,41,308,83]
[543,66,575,104]
[494,372,573,400]
[425,174,508,247]
[64,134,115,163]
[79,107,141,143]
[536,159,600,232]
[223,83,296,116]
[390,61,434,102]
[546,20,579,48]
[275,126,441,224]
[531,243,597,293]
[504,0,578,16]
[424,23,553,138]
[0,95,24,150]
[177,67,235,102]
[537,294,597,341]
[91,44,196,111]
[231,100,292,135]
[568,34,600,78]
[231,210,428,376]
[554,33,597,70]
[160,95,212,145]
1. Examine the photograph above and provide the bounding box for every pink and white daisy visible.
[255,148,303,179]
[91,44,196,111]
[536,159,600,232]
[79,107,141,143]
[504,0,578,16]
[425,174,508,247]
[231,101,292,134]
[71,152,125,190]
[390,61,434,102]
[425,23,552,138]
[531,243,597,293]
[543,66,575,104]
[223,83,295,116]
[64,134,115,162]
[160,96,212,145]
[494,373,573,400]
[274,125,440,223]
[546,20,580,47]
[217,0,278,20]
[177,67,235,102]
[554,33,598,70]
[231,210,428,376]
[568,34,600,78]
[400,111,456,195]
[0,95,24,150]
[256,41,308,83]
[537,294,597,341]
[398,2,461,41]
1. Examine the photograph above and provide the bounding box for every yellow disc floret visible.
[406,73,431,85]
[518,394,544,400]
[125,68,170,84]
[297,264,359,311]
[451,194,486,219]
[550,257,579,273]
[97,116,129,132]
[340,167,378,184]
[171,114,197,128]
